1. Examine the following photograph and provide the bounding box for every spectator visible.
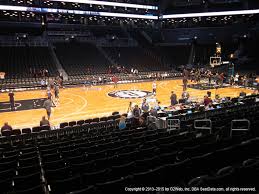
[150,107,158,117]
[118,116,126,130]
[40,79,46,89]
[204,95,212,106]
[170,91,178,106]
[132,105,141,127]
[182,90,190,104]
[141,98,149,113]
[40,116,50,126]
[154,101,161,111]
[1,122,12,133]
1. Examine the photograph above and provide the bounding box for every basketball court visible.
[0,79,254,129]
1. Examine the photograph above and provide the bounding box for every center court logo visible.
[108,90,152,99]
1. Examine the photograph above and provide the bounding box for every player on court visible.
[54,83,60,105]
[112,75,119,88]
[43,97,52,120]
[152,80,157,95]
[46,85,56,107]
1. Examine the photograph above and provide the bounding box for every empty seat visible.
[60,122,68,128]
[22,128,31,134]
[49,175,81,194]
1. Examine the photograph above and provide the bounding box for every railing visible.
[230,119,251,137]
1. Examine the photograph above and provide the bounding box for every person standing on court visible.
[54,83,59,104]
[183,76,188,91]
[152,80,157,95]
[9,91,15,111]
[43,97,52,120]
[112,75,119,88]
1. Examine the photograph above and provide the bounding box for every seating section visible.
[0,125,258,193]
[155,45,191,67]
[91,27,127,39]
[54,42,111,75]
[103,47,164,71]
[0,46,58,79]
[0,96,258,193]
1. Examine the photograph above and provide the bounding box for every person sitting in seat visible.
[1,122,12,133]
[40,116,50,126]
[118,116,126,130]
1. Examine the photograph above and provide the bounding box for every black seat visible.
[111,161,136,179]
[0,178,12,193]
[13,172,41,190]
[92,118,100,122]
[17,164,40,176]
[49,175,81,194]
[0,168,15,179]
[135,156,161,173]
[94,157,108,171]
[18,156,39,167]
[32,126,41,133]
[22,128,31,134]
[77,120,85,126]
[0,154,18,163]
[14,185,45,194]
[138,146,158,159]
[60,122,69,128]
[203,166,236,187]
[1,130,13,136]
[19,151,37,159]
[132,169,159,186]
[159,151,177,164]
[69,121,77,127]
[71,160,96,174]
[45,166,71,181]
[69,185,96,194]
[84,119,93,124]
[100,117,108,121]
[96,176,131,194]
[0,160,17,171]
[12,129,21,135]
[237,158,259,187]
[82,168,111,186]
[67,155,86,165]
[44,159,66,170]
[118,151,138,164]
[187,176,207,187]
[42,153,62,163]
[160,159,192,186]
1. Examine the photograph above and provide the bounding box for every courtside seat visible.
[112,111,119,116]
[92,118,100,123]
[32,126,41,133]
[99,117,108,122]
[41,125,51,131]
[12,129,22,136]
[60,122,68,128]
[84,119,92,124]
[1,130,13,137]
[76,120,84,126]
[69,121,77,127]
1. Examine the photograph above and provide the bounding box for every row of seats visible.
[54,42,110,75]
[0,97,258,193]
[0,46,58,78]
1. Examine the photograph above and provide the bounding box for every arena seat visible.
[54,42,110,75]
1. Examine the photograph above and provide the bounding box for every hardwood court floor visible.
[0,79,254,129]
